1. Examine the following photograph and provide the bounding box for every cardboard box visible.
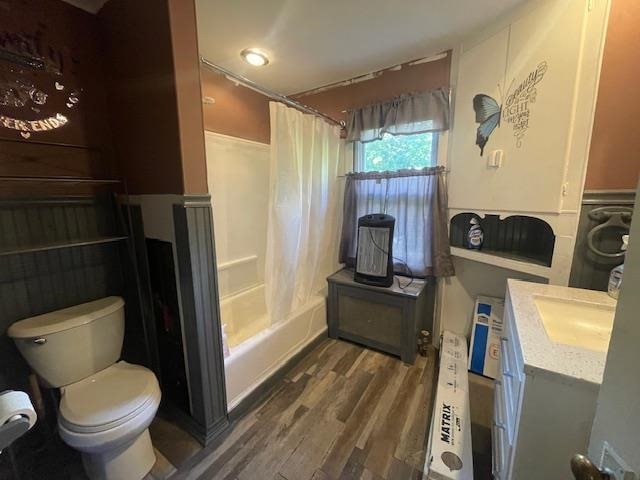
[468,296,504,379]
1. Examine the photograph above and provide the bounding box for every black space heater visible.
[354,214,395,287]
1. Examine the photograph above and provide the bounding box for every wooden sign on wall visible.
[0,0,109,148]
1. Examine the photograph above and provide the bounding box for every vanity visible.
[494,280,616,480]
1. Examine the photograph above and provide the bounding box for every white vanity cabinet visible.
[493,284,604,479]
[492,292,525,480]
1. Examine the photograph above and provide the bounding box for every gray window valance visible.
[345,88,450,143]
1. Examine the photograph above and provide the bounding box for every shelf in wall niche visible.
[450,247,552,278]
[0,236,128,257]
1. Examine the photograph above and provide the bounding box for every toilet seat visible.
[59,361,159,434]
[59,361,160,442]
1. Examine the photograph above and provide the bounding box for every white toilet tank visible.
[7,297,125,388]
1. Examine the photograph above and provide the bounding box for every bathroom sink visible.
[533,295,615,352]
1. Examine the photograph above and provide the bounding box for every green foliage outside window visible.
[361,132,435,172]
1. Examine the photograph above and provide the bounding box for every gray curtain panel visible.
[339,166,454,278]
[346,88,450,143]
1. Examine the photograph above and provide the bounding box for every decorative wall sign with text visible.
[473,61,548,155]
[0,28,81,139]
[502,61,548,147]
[0,113,68,138]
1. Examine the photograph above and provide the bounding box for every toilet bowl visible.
[7,297,161,480]
[59,362,161,479]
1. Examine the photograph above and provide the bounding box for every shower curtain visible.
[265,102,344,323]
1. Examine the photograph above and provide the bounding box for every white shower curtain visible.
[265,102,344,323]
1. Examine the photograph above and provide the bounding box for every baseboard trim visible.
[159,402,229,448]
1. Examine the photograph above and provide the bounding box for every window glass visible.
[358,132,437,172]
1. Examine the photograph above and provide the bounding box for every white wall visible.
[437,0,610,341]
[588,182,640,472]
[448,0,608,215]
[437,257,547,338]
[205,131,270,298]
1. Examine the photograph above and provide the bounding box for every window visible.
[356,132,438,172]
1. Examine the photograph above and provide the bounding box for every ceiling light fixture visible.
[240,48,269,67]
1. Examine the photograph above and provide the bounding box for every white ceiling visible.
[196,0,527,94]
[60,0,108,14]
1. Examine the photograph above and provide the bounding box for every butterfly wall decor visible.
[473,94,501,156]
[472,61,548,156]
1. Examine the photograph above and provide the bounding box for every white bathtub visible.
[220,285,327,409]
[220,284,269,348]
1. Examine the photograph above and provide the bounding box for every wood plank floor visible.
[180,338,437,480]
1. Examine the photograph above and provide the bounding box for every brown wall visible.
[99,0,208,195]
[200,68,271,144]
[99,0,183,194]
[200,52,451,144]
[1,0,208,195]
[585,0,640,190]
[167,0,208,194]
[0,0,115,182]
[297,53,451,124]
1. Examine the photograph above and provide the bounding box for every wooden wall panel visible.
[173,199,228,444]
[0,139,107,177]
[0,0,113,151]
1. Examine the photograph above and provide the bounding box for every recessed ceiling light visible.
[240,48,269,67]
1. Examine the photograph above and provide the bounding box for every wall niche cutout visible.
[450,213,555,267]
[146,238,190,416]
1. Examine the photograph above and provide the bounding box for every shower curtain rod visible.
[200,57,345,129]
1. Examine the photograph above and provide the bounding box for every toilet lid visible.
[59,361,159,432]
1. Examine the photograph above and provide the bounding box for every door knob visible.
[571,454,614,480]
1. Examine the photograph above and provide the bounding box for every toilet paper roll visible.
[0,391,37,430]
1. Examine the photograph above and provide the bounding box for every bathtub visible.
[220,284,270,348]
[220,284,327,410]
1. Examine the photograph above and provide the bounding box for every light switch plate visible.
[487,149,503,168]
[600,442,637,480]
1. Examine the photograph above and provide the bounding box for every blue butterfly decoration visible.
[473,94,501,156]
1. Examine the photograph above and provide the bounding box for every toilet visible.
[7,297,161,480]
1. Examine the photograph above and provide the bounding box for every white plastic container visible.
[608,234,629,299]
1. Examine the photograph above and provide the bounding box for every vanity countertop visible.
[507,279,617,386]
